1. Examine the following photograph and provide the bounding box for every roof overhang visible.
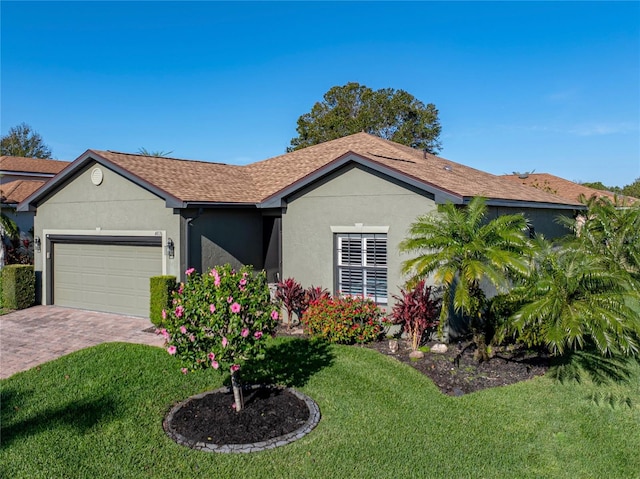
[17,150,185,212]
[473,197,585,210]
[257,151,462,209]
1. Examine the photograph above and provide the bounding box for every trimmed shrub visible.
[302,295,386,344]
[0,265,35,310]
[149,275,177,326]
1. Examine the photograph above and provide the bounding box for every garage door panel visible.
[53,242,162,317]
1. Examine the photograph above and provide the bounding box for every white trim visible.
[330,225,389,234]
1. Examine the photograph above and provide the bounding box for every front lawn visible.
[1,338,639,478]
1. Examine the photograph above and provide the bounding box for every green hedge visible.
[150,275,176,327]
[1,265,35,310]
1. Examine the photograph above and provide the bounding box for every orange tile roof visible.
[1,179,47,204]
[0,156,69,175]
[501,173,637,206]
[88,133,581,207]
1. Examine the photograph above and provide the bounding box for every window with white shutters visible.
[336,233,387,304]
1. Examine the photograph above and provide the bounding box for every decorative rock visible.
[409,350,424,359]
[431,343,448,354]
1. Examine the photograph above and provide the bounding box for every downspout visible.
[184,208,204,271]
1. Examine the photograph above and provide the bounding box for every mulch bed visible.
[363,337,550,396]
[168,386,309,444]
[165,326,550,448]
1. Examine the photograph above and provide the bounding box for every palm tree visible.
[400,197,530,361]
[560,195,640,280]
[506,245,640,357]
[0,213,19,269]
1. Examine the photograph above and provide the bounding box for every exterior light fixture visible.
[166,238,175,258]
[34,236,41,252]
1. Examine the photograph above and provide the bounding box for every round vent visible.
[91,167,104,186]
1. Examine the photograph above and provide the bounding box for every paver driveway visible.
[0,305,165,379]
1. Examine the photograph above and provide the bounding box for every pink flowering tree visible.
[160,264,279,411]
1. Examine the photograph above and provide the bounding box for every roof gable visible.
[19,133,583,212]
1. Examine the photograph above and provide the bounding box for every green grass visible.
[1,338,639,479]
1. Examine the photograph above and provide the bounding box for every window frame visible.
[334,231,388,305]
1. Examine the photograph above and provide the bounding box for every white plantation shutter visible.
[336,233,387,304]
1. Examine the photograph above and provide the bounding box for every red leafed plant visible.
[391,280,441,351]
[304,285,331,308]
[275,278,306,329]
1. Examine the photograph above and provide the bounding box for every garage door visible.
[52,242,163,317]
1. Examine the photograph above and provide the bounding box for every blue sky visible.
[2,1,638,187]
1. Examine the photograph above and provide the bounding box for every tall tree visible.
[288,82,442,153]
[0,123,52,158]
[621,177,640,199]
[399,197,530,361]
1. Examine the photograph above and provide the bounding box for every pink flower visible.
[175,305,184,318]
[211,360,219,370]
[209,304,216,313]
[189,334,195,342]
[160,328,170,340]
[230,364,240,373]
[239,279,247,286]
[210,269,221,287]
[180,325,187,334]
[181,368,188,375]
[167,345,177,355]
[231,302,241,314]
[241,328,249,338]
[208,352,215,360]
[161,309,167,320]
[185,267,195,276]
[222,336,228,348]
[271,310,279,320]
[227,296,234,304]
[178,283,184,294]
[254,331,263,339]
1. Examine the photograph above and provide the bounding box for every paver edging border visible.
[163,384,321,453]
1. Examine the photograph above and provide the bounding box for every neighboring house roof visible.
[0,156,69,176]
[19,133,583,211]
[1,179,47,205]
[501,173,637,205]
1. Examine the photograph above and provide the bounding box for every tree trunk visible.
[473,330,490,362]
[231,370,244,412]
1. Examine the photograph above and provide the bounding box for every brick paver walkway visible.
[0,305,165,379]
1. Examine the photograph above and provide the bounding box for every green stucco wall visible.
[486,206,574,239]
[182,208,265,275]
[281,164,437,306]
[33,162,181,303]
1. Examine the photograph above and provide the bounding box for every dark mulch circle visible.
[168,386,310,444]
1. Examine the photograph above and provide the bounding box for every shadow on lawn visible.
[236,337,335,388]
[0,387,118,449]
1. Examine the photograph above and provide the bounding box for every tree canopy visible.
[288,82,442,153]
[1,123,53,158]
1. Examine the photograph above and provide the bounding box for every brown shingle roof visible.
[1,179,47,204]
[90,151,254,203]
[245,133,581,205]
[0,156,69,175]
[501,173,637,205]
[26,133,583,208]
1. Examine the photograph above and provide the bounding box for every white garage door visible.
[53,242,163,317]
